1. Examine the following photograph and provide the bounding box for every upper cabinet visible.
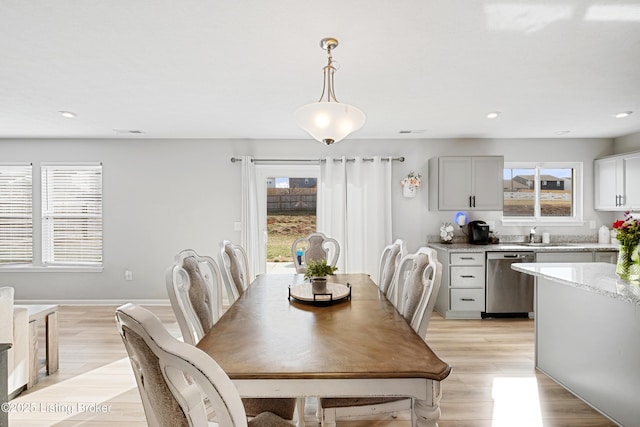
[594,152,640,211]
[429,156,504,211]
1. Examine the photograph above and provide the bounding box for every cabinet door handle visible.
[472,195,476,207]
[616,195,620,206]
[460,256,475,260]
[461,298,475,301]
[469,196,472,207]
[461,275,475,278]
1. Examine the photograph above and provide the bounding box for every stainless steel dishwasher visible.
[485,252,535,317]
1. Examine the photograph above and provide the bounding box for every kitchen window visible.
[0,162,102,270]
[503,162,583,225]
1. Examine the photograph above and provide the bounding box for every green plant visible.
[304,259,338,279]
[613,211,640,271]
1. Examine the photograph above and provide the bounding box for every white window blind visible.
[41,164,103,265]
[0,164,33,264]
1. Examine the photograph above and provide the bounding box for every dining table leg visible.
[413,380,442,427]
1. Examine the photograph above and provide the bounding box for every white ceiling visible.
[1,0,639,141]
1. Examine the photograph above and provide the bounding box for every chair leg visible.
[321,407,337,427]
[296,397,306,426]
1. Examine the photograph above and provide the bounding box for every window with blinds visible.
[41,164,103,265]
[0,164,33,264]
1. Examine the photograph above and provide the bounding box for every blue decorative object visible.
[454,211,468,227]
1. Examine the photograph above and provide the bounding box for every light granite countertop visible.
[512,262,640,306]
[427,242,619,252]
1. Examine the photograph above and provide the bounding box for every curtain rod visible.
[230,156,404,164]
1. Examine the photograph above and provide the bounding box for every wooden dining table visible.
[197,273,451,427]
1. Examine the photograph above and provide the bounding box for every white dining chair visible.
[166,249,223,346]
[166,249,299,424]
[219,240,251,305]
[318,247,442,427]
[291,232,340,274]
[377,239,406,296]
[115,303,295,427]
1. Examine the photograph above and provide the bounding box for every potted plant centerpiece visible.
[304,259,338,294]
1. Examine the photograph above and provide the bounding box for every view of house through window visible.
[266,177,316,263]
[504,165,575,218]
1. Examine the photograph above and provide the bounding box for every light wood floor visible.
[9,305,616,426]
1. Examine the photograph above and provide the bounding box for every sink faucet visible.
[529,227,537,243]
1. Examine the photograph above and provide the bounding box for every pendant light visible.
[295,37,366,145]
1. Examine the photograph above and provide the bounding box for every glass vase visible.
[616,243,640,283]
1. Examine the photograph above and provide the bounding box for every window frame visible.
[41,163,103,267]
[502,161,584,226]
[0,163,33,265]
[0,162,103,272]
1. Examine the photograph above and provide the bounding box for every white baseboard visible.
[13,299,171,306]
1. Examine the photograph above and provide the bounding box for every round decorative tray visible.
[288,282,351,305]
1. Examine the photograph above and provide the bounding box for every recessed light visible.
[59,111,77,118]
[614,111,633,118]
[486,111,501,119]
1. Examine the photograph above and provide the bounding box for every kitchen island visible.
[513,262,640,427]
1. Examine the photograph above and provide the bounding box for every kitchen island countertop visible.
[513,262,640,307]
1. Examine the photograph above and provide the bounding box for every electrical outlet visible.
[233,222,242,231]
[125,270,133,281]
[589,220,596,229]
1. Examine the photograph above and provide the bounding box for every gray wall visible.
[0,137,616,302]
[614,131,640,154]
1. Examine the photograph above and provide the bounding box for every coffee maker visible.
[468,220,490,245]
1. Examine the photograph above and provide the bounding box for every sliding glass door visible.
[255,164,320,274]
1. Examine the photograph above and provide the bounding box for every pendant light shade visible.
[295,38,366,145]
[295,102,366,146]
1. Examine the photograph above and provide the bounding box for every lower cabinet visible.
[535,251,594,263]
[434,250,485,319]
[432,246,619,320]
[450,289,485,311]
[594,251,618,264]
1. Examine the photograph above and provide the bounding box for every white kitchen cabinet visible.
[594,151,640,211]
[535,251,593,263]
[434,250,485,319]
[594,251,618,264]
[623,153,640,210]
[429,156,504,211]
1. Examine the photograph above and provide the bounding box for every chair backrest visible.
[219,240,251,304]
[116,303,249,427]
[166,249,223,346]
[0,287,14,344]
[377,239,406,295]
[390,247,442,338]
[291,232,340,274]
